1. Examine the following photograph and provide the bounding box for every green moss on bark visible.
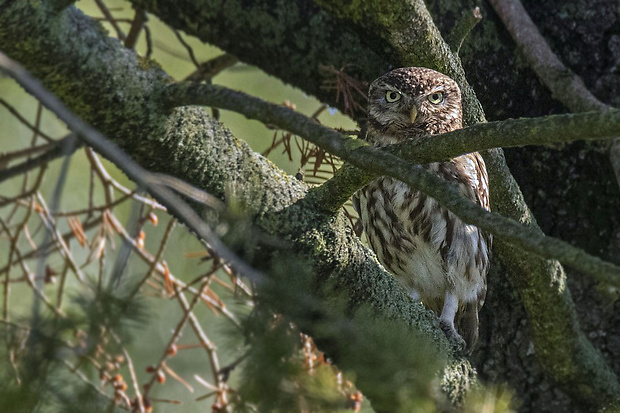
[0,0,475,407]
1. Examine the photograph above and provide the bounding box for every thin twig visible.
[0,134,81,184]
[0,140,57,164]
[176,288,229,408]
[184,53,238,82]
[16,249,65,317]
[35,193,85,282]
[94,0,126,40]
[142,281,208,399]
[124,8,146,49]
[0,216,103,276]
[0,98,55,142]
[61,359,125,408]
[110,332,145,413]
[104,211,240,325]
[128,218,176,299]
[172,29,200,67]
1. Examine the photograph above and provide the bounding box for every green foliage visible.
[72,277,150,346]
[0,279,147,413]
[461,384,516,413]
[0,316,122,413]
[230,255,445,412]
[234,309,356,413]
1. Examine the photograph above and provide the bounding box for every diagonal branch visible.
[488,0,620,193]
[488,0,609,113]
[166,82,620,286]
[167,83,620,163]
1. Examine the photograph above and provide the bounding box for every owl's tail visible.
[458,302,480,354]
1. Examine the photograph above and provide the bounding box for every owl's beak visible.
[410,106,418,124]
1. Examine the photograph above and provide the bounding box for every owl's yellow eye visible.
[385,91,401,102]
[428,92,443,104]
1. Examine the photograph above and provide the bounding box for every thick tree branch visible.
[128,0,394,120]
[488,0,609,113]
[315,0,486,126]
[0,1,475,407]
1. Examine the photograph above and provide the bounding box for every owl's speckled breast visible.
[354,163,489,311]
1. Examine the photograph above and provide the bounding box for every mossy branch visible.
[0,1,475,407]
[168,83,620,164]
[166,81,620,287]
[314,0,486,125]
[312,0,620,407]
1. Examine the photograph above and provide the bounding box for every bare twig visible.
[2,54,256,286]
[184,53,238,82]
[142,281,205,399]
[0,140,57,164]
[61,359,124,408]
[128,218,176,299]
[35,193,86,282]
[124,8,146,49]
[0,98,55,142]
[0,216,103,276]
[153,173,225,212]
[94,0,126,40]
[172,29,200,67]
[104,211,240,325]
[0,134,81,184]
[176,288,229,409]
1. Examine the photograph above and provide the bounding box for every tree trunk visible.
[438,1,620,411]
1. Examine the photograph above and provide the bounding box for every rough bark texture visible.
[2,0,620,411]
[447,1,620,411]
[0,1,475,410]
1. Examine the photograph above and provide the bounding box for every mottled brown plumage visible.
[353,67,491,353]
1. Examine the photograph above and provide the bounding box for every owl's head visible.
[367,67,462,143]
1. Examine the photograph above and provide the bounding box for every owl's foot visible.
[439,320,466,355]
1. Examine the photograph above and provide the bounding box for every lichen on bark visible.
[0,0,477,409]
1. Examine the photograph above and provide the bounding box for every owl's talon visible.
[439,320,467,354]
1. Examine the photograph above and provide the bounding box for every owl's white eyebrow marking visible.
[428,86,447,94]
[382,84,402,92]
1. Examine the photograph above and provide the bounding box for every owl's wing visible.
[351,192,364,237]
[352,192,361,215]
[443,154,489,209]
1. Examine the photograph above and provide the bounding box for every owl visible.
[353,67,491,353]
